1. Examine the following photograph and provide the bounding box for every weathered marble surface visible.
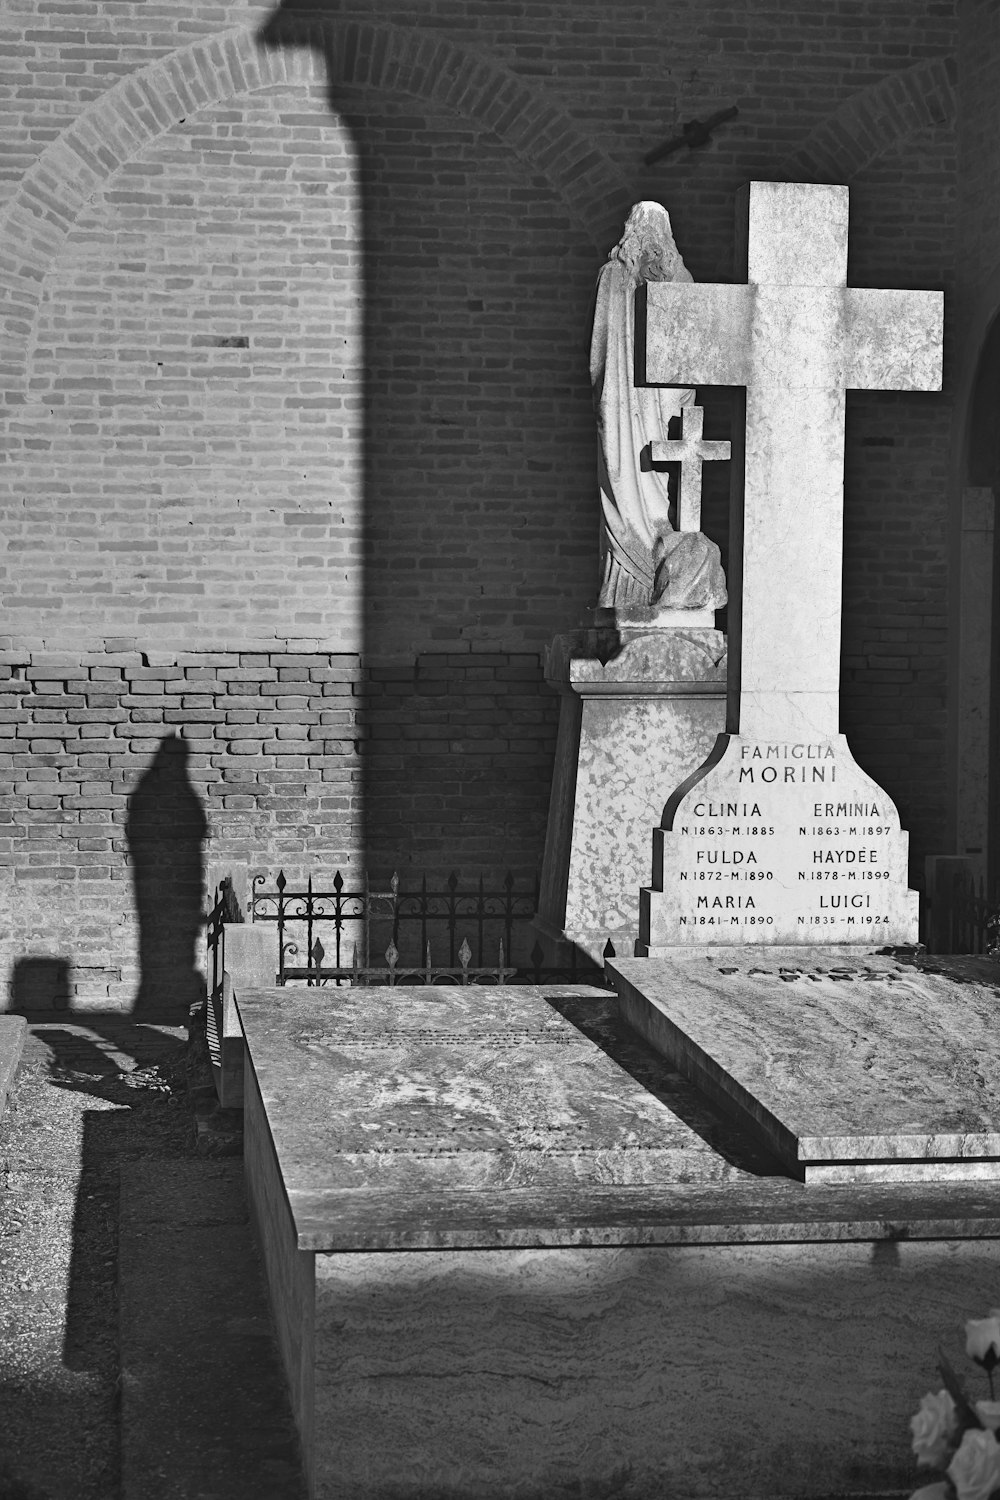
[590,202,727,613]
[591,602,718,628]
[636,182,940,953]
[545,625,727,690]
[612,949,1000,1180]
[642,181,943,743]
[312,1239,1000,1500]
[640,732,918,949]
[537,628,725,961]
[649,401,731,532]
[240,979,1000,1244]
[238,983,749,1201]
[244,1055,317,1497]
[240,980,1000,1499]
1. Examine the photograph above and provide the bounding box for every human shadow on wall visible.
[125,733,207,1019]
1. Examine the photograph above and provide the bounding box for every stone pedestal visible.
[536,626,726,963]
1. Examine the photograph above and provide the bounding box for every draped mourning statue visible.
[590,201,727,613]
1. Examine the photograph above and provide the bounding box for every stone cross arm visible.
[641,282,943,393]
[649,404,731,532]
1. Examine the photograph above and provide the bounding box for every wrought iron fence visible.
[246,869,610,987]
[206,873,244,1002]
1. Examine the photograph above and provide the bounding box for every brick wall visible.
[365,651,558,883]
[7,79,365,652]
[0,647,362,1012]
[957,0,1000,320]
[0,0,971,1006]
[840,124,957,864]
[0,639,559,1011]
[952,1,1000,871]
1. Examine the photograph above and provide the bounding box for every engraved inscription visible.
[645,735,917,947]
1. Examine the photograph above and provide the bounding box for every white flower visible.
[947,1428,1000,1500]
[967,1313,1000,1366]
[911,1390,958,1467]
[909,1485,950,1500]
[977,1403,1000,1432]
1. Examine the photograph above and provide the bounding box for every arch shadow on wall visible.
[0,17,626,398]
[0,11,635,1026]
[0,13,632,904]
[255,5,626,888]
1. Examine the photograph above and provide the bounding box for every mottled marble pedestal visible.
[239,980,1000,1500]
[536,627,725,963]
[611,948,1000,1183]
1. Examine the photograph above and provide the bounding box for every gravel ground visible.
[0,1018,195,1500]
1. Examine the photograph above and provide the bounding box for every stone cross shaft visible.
[650,404,730,532]
[642,181,943,741]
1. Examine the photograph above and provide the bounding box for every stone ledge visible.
[236,981,1000,1252]
[0,1015,27,1118]
[544,626,727,692]
[288,1178,1000,1251]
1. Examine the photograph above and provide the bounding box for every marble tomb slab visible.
[611,948,1000,1182]
[239,981,1000,1500]
[236,983,758,1228]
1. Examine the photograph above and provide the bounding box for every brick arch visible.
[779,53,957,182]
[0,21,624,397]
[259,13,627,238]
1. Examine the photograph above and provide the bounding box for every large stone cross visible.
[641,180,943,741]
[637,182,943,950]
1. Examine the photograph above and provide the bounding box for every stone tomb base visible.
[238,979,1000,1500]
[611,948,1000,1183]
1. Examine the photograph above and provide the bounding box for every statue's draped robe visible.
[590,257,694,607]
[590,249,727,613]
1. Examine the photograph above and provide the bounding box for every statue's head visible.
[611,201,689,283]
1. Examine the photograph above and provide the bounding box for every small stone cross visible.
[650,404,730,532]
[641,181,943,741]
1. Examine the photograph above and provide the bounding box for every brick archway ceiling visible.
[778,53,957,182]
[0,20,630,400]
